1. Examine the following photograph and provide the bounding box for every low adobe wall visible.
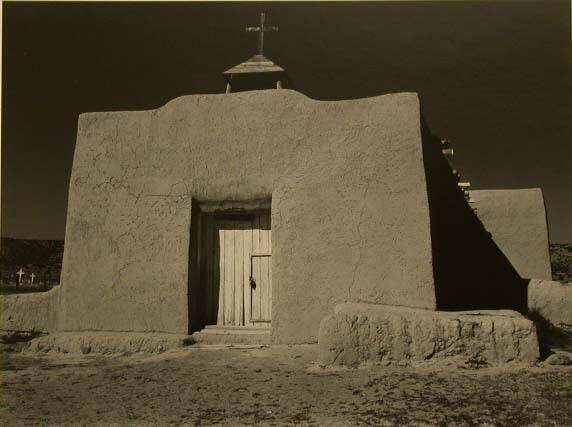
[319,303,540,365]
[528,279,572,328]
[1,287,59,333]
[27,332,190,354]
[471,189,552,280]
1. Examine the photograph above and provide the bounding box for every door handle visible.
[249,276,256,290]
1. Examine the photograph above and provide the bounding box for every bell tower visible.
[223,12,285,93]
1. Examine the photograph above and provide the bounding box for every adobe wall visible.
[60,90,435,343]
[1,287,59,333]
[528,279,572,327]
[471,189,552,280]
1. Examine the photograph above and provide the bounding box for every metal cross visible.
[245,12,278,55]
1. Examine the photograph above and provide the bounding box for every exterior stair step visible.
[192,326,271,345]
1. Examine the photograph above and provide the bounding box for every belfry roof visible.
[223,54,285,75]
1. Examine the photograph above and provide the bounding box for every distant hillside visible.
[1,238,64,268]
[550,243,572,283]
[1,238,64,284]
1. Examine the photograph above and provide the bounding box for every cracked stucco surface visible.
[59,89,434,343]
[319,303,540,365]
[471,189,552,280]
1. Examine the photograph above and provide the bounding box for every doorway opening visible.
[189,202,272,333]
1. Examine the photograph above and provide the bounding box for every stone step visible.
[202,325,269,334]
[192,327,271,345]
[204,324,269,330]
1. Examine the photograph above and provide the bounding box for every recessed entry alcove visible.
[189,199,272,334]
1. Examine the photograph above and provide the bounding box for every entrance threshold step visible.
[200,328,269,336]
[204,325,269,332]
[192,327,271,345]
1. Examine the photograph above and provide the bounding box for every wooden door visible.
[249,215,272,325]
[201,212,271,327]
[250,254,272,323]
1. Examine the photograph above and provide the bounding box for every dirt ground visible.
[1,344,571,426]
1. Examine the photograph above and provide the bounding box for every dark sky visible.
[2,1,571,242]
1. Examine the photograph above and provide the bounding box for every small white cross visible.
[16,268,25,284]
[30,273,36,284]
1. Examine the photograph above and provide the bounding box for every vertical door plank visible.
[251,256,271,324]
[259,214,270,320]
[216,223,224,325]
[252,215,261,322]
[267,253,272,320]
[252,256,259,322]
[267,214,272,321]
[224,225,235,325]
[233,220,244,326]
[243,219,253,326]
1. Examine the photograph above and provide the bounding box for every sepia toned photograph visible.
[1,0,571,425]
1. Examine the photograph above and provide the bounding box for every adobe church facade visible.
[52,87,547,344]
[1,14,559,351]
[1,87,555,346]
[60,89,439,343]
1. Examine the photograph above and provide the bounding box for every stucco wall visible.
[471,189,552,280]
[1,287,59,332]
[60,90,435,343]
[528,279,572,327]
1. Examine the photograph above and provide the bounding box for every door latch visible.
[249,276,256,289]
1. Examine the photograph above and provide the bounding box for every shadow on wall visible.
[527,309,572,359]
[189,202,207,334]
[420,113,528,312]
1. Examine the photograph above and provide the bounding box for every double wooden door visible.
[201,212,272,327]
